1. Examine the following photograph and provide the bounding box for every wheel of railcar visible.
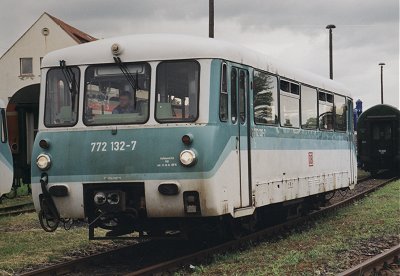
[228,217,246,240]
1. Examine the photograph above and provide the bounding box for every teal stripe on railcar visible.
[31,125,234,179]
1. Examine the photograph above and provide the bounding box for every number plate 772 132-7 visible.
[90,141,137,152]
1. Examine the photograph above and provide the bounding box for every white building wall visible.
[0,13,79,103]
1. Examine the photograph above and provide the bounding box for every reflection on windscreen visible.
[84,63,151,125]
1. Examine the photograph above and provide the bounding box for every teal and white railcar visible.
[0,100,13,198]
[31,34,357,238]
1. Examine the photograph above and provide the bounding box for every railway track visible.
[18,176,398,276]
[0,202,35,217]
[337,244,400,276]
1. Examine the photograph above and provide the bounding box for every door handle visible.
[236,136,239,150]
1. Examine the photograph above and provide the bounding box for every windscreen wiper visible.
[59,60,78,112]
[113,56,138,109]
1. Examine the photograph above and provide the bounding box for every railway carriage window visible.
[253,70,278,125]
[44,67,80,127]
[301,86,318,129]
[280,80,300,127]
[231,68,238,123]
[372,126,379,140]
[334,94,347,131]
[84,63,151,125]
[219,63,228,122]
[156,60,199,122]
[318,91,334,130]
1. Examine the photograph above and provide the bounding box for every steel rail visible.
[18,176,397,276]
[124,176,398,276]
[19,240,154,276]
[0,202,35,217]
[337,244,400,276]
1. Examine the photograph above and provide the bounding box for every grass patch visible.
[0,213,129,274]
[177,180,400,275]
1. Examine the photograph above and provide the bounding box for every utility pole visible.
[209,0,214,38]
[379,62,385,104]
[326,24,336,80]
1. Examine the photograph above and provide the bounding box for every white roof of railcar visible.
[42,34,351,97]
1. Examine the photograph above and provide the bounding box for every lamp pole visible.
[379,62,385,104]
[209,0,214,38]
[326,24,336,80]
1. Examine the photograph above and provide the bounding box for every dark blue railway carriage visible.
[357,104,400,176]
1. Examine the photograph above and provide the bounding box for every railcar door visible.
[370,120,394,165]
[0,104,13,197]
[231,67,252,208]
[347,99,355,183]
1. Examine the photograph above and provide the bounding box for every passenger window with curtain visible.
[280,80,300,127]
[231,68,238,124]
[219,63,228,122]
[334,94,347,131]
[84,63,151,125]
[301,85,317,129]
[44,67,80,127]
[318,91,334,130]
[253,70,278,125]
[156,60,200,122]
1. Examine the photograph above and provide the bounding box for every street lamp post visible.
[209,0,214,38]
[379,62,385,104]
[326,24,336,80]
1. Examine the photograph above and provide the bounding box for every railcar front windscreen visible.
[84,63,151,125]
[155,60,200,122]
[44,67,80,127]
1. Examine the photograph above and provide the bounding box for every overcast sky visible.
[1,0,398,109]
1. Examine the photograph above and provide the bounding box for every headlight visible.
[179,149,197,166]
[36,154,51,170]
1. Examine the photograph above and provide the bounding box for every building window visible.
[301,85,318,129]
[20,58,33,75]
[280,80,300,127]
[253,70,278,125]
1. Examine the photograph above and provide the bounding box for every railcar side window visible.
[219,63,228,122]
[253,70,278,125]
[156,60,200,122]
[1,109,7,143]
[44,67,80,127]
[84,63,151,125]
[318,91,334,130]
[239,70,247,124]
[347,99,353,132]
[280,80,300,127]
[301,86,318,129]
[231,68,238,124]
[334,94,347,131]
